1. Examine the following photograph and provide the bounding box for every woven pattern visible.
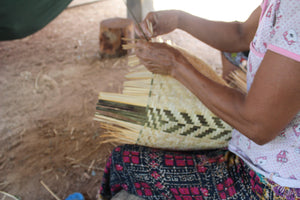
[95,44,233,150]
[137,74,232,149]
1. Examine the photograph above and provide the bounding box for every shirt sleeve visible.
[261,0,267,9]
[267,0,300,62]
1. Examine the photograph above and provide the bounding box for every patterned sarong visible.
[100,144,300,200]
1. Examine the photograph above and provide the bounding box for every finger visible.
[136,51,152,63]
[146,19,152,35]
[146,12,159,36]
[139,22,152,39]
[151,13,158,36]
[135,39,148,47]
[135,41,153,60]
[134,24,148,39]
[135,24,152,40]
[147,66,170,75]
[140,61,170,75]
[135,40,150,53]
[135,12,158,39]
[134,24,143,39]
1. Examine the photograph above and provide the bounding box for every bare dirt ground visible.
[0,0,221,199]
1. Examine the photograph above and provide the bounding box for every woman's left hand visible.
[135,40,186,77]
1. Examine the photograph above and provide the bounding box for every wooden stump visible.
[99,18,134,58]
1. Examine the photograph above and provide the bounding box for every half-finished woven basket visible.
[94,43,233,150]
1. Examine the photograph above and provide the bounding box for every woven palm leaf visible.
[95,43,233,150]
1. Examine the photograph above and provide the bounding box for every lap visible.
[100,144,268,199]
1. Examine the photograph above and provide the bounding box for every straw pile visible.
[94,40,235,150]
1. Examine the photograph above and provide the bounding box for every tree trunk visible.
[99,17,134,58]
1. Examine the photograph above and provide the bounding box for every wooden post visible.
[99,17,134,58]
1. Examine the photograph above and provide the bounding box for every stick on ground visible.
[40,180,61,200]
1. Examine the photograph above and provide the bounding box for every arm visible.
[138,6,261,52]
[177,7,261,52]
[174,50,300,145]
[136,42,300,145]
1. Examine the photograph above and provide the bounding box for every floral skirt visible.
[99,144,300,200]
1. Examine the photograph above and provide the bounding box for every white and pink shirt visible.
[229,0,300,188]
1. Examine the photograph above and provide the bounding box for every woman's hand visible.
[135,40,187,76]
[135,10,181,39]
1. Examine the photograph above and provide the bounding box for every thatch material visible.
[95,42,234,150]
[228,68,247,94]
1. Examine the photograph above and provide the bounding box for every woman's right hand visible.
[136,10,181,39]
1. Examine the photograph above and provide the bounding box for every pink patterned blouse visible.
[229,0,300,188]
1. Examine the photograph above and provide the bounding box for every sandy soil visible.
[0,0,221,199]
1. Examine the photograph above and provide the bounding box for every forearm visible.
[136,41,253,139]
[140,7,259,51]
[177,11,249,52]
[136,41,300,145]
[173,57,273,145]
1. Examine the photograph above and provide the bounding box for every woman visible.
[100,0,300,199]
